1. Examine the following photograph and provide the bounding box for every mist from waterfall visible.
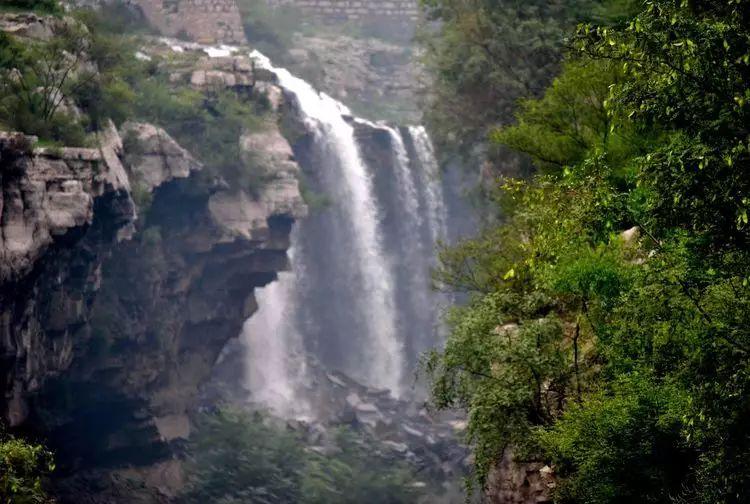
[241,51,452,414]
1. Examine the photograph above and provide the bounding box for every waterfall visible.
[241,234,311,419]
[239,51,451,413]
[251,51,403,395]
[407,126,448,246]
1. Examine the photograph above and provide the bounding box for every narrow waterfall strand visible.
[408,126,448,244]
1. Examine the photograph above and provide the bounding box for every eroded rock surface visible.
[288,34,423,123]
[120,121,203,193]
[486,450,555,504]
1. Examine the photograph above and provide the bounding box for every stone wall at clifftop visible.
[132,0,246,43]
[267,0,419,23]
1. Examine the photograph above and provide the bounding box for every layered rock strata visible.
[267,0,419,24]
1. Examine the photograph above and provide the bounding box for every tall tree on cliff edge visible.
[425,0,750,501]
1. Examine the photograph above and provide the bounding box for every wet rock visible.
[326,372,347,388]
[383,440,409,454]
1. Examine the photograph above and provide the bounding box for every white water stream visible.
[238,51,450,414]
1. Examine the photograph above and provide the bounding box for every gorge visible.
[4,0,745,503]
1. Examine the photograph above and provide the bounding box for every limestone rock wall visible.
[0,129,135,427]
[0,62,306,500]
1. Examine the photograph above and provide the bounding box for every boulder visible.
[120,121,202,192]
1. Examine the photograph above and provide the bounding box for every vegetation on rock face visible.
[424,0,750,501]
[0,431,54,503]
[0,24,89,145]
[1,2,275,196]
[183,408,424,504]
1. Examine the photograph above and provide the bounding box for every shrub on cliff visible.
[0,26,90,145]
[0,433,54,503]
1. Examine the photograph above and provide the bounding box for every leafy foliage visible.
[0,23,90,145]
[424,0,750,502]
[418,0,641,165]
[0,432,54,504]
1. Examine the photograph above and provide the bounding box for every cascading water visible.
[241,231,311,419]
[251,51,403,395]
[241,51,452,414]
[407,126,449,245]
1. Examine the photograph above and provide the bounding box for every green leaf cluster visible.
[0,23,89,145]
[417,0,641,165]
[0,432,54,504]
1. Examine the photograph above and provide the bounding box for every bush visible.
[540,374,693,504]
[183,409,306,503]
[0,25,91,145]
[8,105,88,147]
[0,433,54,503]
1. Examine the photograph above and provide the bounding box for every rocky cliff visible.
[0,37,307,499]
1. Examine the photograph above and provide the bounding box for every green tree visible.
[425,0,750,501]
[0,23,90,144]
[417,0,640,166]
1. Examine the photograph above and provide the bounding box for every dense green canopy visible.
[423,0,750,501]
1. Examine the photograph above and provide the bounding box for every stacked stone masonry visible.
[267,0,419,23]
[132,0,246,44]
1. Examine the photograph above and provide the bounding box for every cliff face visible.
[0,61,306,499]
[0,125,134,427]
[485,450,555,504]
